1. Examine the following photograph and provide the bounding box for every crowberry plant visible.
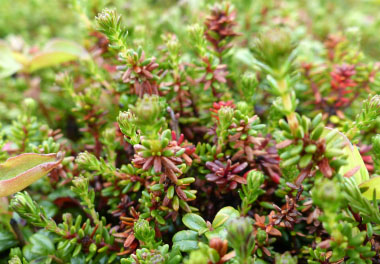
[1,1,380,263]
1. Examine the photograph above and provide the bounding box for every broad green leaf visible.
[29,233,55,254]
[323,127,369,184]
[172,230,199,252]
[0,41,22,78]
[43,39,89,58]
[205,226,228,240]
[0,152,63,197]
[0,39,89,76]
[23,232,55,262]
[182,213,207,233]
[70,255,86,264]
[349,146,369,184]
[28,52,78,72]
[359,176,380,200]
[26,39,89,72]
[0,229,18,252]
[212,206,240,229]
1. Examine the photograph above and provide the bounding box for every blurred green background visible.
[1,0,380,58]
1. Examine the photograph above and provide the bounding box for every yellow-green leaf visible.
[43,39,89,58]
[0,152,63,197]
[27,52,78,72]
[0,41,22,78]
[212,206,240,229]
[26,39,89,72]
[1,39,89,76]
[359,176,380,200]
[322,127,369,184]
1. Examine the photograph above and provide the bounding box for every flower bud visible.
[133,219,155,243]
[10,192,34,216]
[118,111,137,135]
[227,217,255,262]
[96,9,120,34]
[246,170,264,189]
[187,24,204,44]
[241,72,258,100]
[8,256,22,264]
[166,35,180,57]
[76,152,99,171]
[72,176,89,193]
[102,128,116,144]
[23,98,37,113]
[312,178,341,211]
[254,29,296,75]
[236,101,250,116]
[133,95,161,122]
[218,106,234,130]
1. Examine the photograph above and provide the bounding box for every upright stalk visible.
[278,79,299,135]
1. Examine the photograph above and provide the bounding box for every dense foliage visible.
[1,0,380,263]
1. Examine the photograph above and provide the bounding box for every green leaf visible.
[359,177,380,200]
[212,206,240,229]
[43,39,89,58]
[27,39,89,72]
[323,127,369,184]
[344,145,369,184]
[172,230,199,252]
[182,213,207,233]
[207,248,220,263]
[28,52,78,72]
[0,39,89,76]
[0,229,18,252]
[29,233,55,255]
[0,152,63,197]
[205,226,228,240]
[234,48,255,67]
[23,232,55,263]
[70,255,86,264]
[0,41,22,78]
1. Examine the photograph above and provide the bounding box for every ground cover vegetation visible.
[1,0,380,263]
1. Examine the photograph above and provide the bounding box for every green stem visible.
[84,193,100,225]
[278,79,298,135]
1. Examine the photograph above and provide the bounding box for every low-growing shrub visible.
[1,1,380,263]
